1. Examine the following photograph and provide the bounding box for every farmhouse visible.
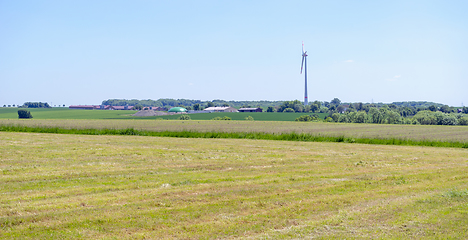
[203,107,239,113]
[238,107,262,112]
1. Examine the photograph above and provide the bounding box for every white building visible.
[203,107,239,113]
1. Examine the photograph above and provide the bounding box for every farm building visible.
[151,106,167,111]
[168,107,187,112]
[203,107,238,112]
[238,108,262,112]
[69,105,134,110]
[68,105,98,110]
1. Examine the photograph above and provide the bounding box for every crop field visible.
[0,108,138,119]
[2,119,468,143]
[0,108,327,121]
[1,132,468,239]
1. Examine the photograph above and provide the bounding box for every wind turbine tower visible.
[301,41,308,106]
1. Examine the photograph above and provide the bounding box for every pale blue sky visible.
[1,0,467,106]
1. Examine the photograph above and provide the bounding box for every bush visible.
[283,108,295,113]
[295,115,314,122]
[442,115,458,125]
[458,117,468,126]
[18,109,33,119]
[324,117,334,122]
[244,116,254,121]
[338,114,350,123]
[212,116,231,120]
[354,111,367,123]
[331,113,340,122]
[179,115,191,120]
[414,111,437,125]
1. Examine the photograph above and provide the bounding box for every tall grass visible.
[1,124,467,148]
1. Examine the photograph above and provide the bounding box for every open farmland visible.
[1,132,468,239]
[2,119,468,143]
[0,108,328,121]
[0,108,138,119]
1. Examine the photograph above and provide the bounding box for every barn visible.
[238,108,262,112]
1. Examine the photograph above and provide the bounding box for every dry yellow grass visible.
[1,132,468,239]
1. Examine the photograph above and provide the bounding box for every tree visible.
[441,115,458,125]
[283,108,295,112]
[18,109,33,119]
[428,105,437,112]
[338,114,350,123]
[132,105,143,110]
[21,102,51,108]
[369,108,384,124]
[278,100,302,112]
[440,105,450,113]
[313,100,321,108]
[310,103,319,113]
[331,113,340,122]
[354,111,367,123]
[336,105,345,113]
[222,103,229,107]
[459,116,468,125]
[266,106,275,112]
[293,104,303,113]
[193,103,200,111]
[330,98,341,106]
[206,102,214,108]
[413,111,437,125]
[355,102,363,111]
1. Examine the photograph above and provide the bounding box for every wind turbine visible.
[300,41,308,106]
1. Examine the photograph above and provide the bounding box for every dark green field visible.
[0,108,327,121]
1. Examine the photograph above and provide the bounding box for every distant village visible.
[68,105,263,113]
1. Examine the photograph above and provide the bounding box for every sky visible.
[1,0,467,106]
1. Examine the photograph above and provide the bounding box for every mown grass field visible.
[1,132,468,239]
[0,108,328,121]
[2,119,468,142]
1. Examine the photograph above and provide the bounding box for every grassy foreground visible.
[1,132,468,238]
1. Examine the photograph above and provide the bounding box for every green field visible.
[0,108,138,119]
[0,108,328,121]
[2,119,468,142]
[1,132,468,239]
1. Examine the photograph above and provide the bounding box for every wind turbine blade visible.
[302,41,304,54]
[301,56,304,74]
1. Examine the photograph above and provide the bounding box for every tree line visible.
[102,98,461,111]
[101,99,283,109]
